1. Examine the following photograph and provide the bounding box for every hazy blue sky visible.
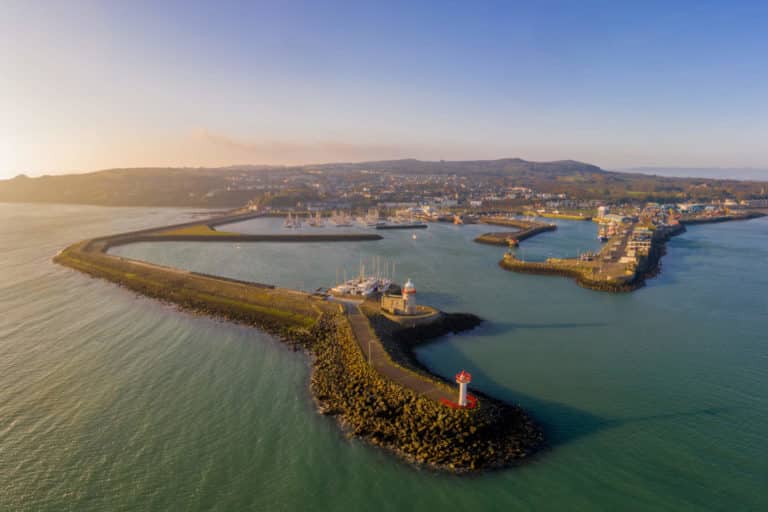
[2,0,768,178]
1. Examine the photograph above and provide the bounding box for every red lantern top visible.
[455,370,472,384]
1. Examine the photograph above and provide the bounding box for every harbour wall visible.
[53,210,543,472]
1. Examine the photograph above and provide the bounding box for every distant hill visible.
[620,167,768,181]
[0,158,765,207]
[313,158,604,176]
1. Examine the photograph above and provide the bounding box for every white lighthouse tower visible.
[455,370,471,407]
[403,278,417,314]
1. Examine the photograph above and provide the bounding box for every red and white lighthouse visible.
[403,278,417,314]
[455,370,471,407]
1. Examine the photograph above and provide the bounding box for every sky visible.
[2,0,768,179]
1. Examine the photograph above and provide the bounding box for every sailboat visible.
[309,211,325,227]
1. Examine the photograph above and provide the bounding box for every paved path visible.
[340,301,455,403]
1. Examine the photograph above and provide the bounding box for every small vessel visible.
[330,259,393,297]
[284,212,294,228]
[412,233,417,240]
[597,225,608,242]
[308,211,325,227]
[331,210,353,227]
[453,214,464,225]
[361,208,385,227]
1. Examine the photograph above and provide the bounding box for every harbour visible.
[3,204,768,510]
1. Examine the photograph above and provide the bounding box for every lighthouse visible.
[455,370,471,407]
[403,278,417,314]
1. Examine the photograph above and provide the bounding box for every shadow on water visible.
[420,330,736,449]
[465,321,608,338]
[418,291,463,307]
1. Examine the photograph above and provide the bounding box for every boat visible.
[330,259,393,297]
[412,233,417,240]
[308,211,325,227]
[360,208,385,227]
[284,212,295,228]
[598,225,608,242]
[331,210,353,227]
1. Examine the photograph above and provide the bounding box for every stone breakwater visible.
[307,313,542,472]
[498,212,766,292]
[500,223,683,292]
[474,217,557,246]
[52,213,543,473]
[679,212,765,225]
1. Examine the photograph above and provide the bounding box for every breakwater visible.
[307,313,541,471]
[376,223,428,230]
[524,211,592,221]
[105,233,382,248]
[53,212,542,472]
[500,223,685,292]
[474,217,557,246]
[679,212,765,225]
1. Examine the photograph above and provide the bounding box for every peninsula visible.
[53,210,542,472]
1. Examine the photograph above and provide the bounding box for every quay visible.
[499,209,764,292]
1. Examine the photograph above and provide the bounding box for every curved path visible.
[339,300,456,403]
[58,209,461,406]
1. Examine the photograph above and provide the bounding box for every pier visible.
[474,217,557,246]
[500,219,683,292]
[53,209,542,472]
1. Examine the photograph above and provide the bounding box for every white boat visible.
[360,208,385,227]
[330,258,394,297]
[331,210,353,227]
[308,211,325,227]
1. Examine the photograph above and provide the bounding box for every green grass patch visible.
[154,224,241,236]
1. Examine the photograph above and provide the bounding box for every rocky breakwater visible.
[474,217,557,246]
[499,222,686,292]
[306,311,542,472]
[53,214,542,473]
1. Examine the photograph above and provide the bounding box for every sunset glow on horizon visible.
[3,0,768,179]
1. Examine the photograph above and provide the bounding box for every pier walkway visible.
[340,302,456,403]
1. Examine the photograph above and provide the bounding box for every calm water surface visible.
[2,204,767,511]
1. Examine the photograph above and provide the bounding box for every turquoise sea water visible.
[2,203,767,511]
